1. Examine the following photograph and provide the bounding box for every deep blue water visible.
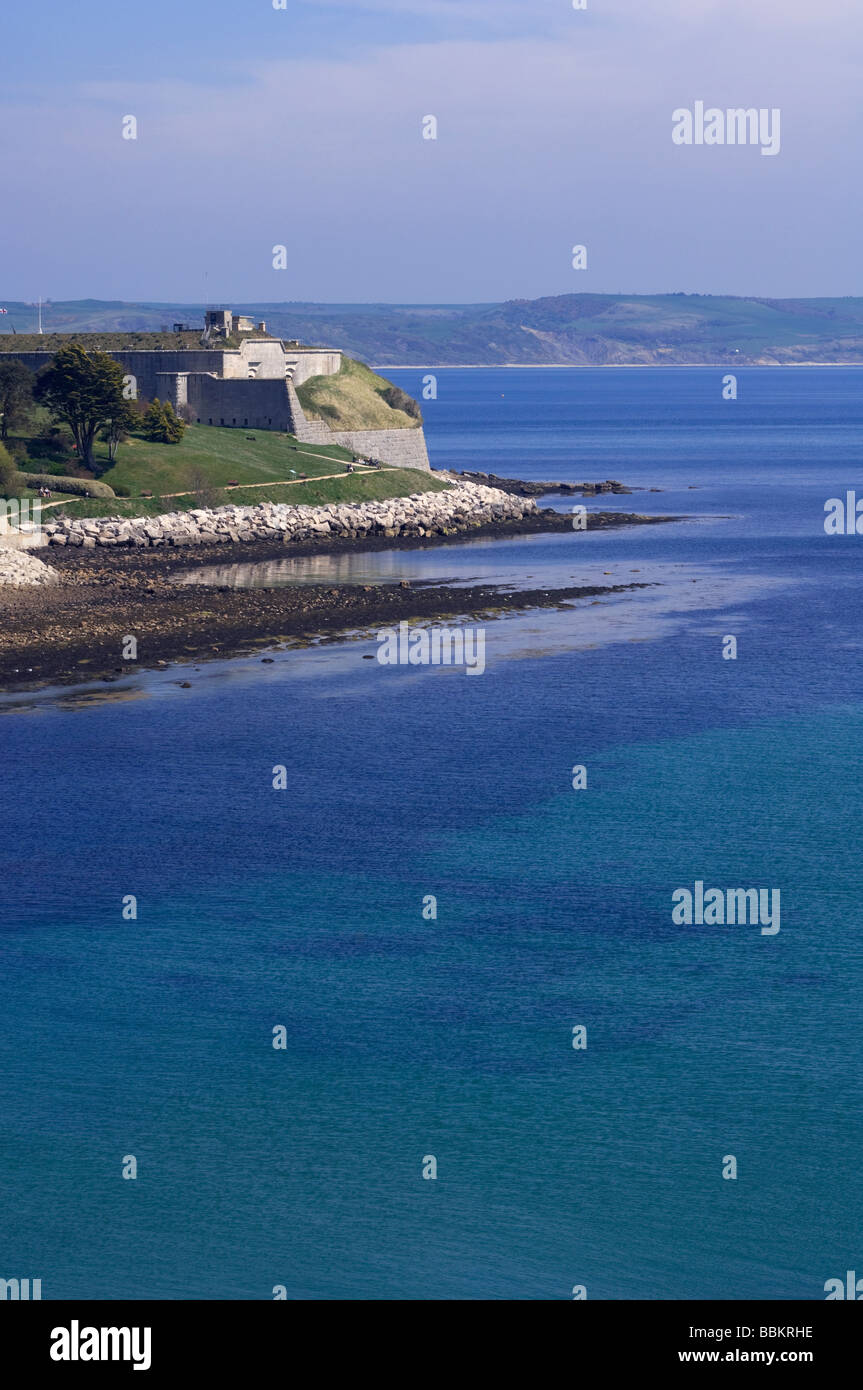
[1,368,861,1300]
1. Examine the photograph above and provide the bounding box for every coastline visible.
[0,508,675,693]
[376,361,863,370]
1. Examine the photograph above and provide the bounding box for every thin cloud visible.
[1,8,860,299]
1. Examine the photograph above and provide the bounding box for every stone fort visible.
[4,310,431,472]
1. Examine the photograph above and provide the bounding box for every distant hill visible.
[4,294,863,365]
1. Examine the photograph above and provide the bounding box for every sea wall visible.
[286,384,431,471]
[324,427,431,471]
[42,481,537,550]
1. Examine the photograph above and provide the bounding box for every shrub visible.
[140,399,167,439]
[141,397,186,444]
[185,465,219,508]
[18,471,116,499]
[380,384,422,422]
[164,400,186,442]
[27,425,75,462]
[0,441,21,494]
[4,438,29,465]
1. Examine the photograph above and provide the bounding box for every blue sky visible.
[1,0,860,302]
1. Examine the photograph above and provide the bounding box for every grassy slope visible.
[295,356,421,430]
[20,423,446,519]
[9,415,355,483]
[40,469,449,519]
[244,469,447,507]
[99,425,354,494]
[8,351,434,521]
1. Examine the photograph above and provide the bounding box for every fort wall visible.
[284,350,343,385]
[1,341,428,469]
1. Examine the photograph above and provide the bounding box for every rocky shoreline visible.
[0,570,655,693]
[455,472,642,497]
[0,478,677,692]
[41,479,538,552]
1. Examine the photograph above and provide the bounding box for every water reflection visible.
[173,551,444,589]
[171,529,686,595]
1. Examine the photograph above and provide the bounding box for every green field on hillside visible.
[99,425,355,494]
[11,407,442,522]
[39,468,449,519]
[10,422,356,492]
[14,421,445,519]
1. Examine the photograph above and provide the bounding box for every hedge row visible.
[20,472,116,499]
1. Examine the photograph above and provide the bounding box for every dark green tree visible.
[141,399,167,440]
[141,397,186,444]
[0,358,35,439]
[35,345,128,470]
[162,399,186,444]
[99,400,139,463]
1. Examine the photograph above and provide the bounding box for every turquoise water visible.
[0,368,861,1299]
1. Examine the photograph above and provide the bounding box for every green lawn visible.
[100,425,356,494]
[15,420,448,519]
[10,420,355,490]
[35,468,449,520]
[234,469,449,508]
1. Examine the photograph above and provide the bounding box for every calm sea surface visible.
[1,367,861,1299]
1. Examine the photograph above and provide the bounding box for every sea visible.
[1,366,861,1300]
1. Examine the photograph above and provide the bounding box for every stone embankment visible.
[0,548,59,587]
[41,481,538,550]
